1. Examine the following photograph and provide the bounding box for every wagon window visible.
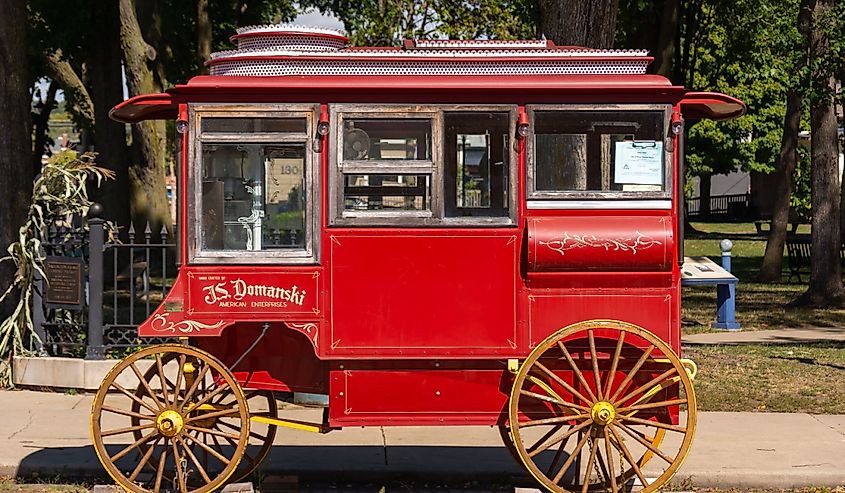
[529,110,668,197]
[336,115,435,219]
[190,105,317,264]
[444,112,510,217]
[201,144,306,251]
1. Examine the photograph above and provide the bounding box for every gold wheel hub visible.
[156,409,185,437]
[591,401,616,426]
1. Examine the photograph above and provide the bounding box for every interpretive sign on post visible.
[44,256,85,310]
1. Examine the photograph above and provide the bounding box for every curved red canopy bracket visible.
[109,93,177,123]
[680,91,746,121]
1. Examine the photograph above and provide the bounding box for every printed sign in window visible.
[614,141,664,185]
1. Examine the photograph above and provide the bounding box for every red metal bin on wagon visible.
[90,24,745,493]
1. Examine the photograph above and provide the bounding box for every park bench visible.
[754,220,802,235]
[784,236,845,283]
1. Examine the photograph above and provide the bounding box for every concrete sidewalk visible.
[1,390,844,489]
[683,326,845,346]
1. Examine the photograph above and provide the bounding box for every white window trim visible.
[187,103,320,265]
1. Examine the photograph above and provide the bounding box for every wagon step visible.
[251,414,329,433]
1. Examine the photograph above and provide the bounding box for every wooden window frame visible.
[187,103,320,265]
[526,104,673,201]
[329,104,519,227]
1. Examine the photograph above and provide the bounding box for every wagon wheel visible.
[91,344,250,493]
[130,356,278,485]
[508,320,695,493]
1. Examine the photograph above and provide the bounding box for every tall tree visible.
[119,0,172,237]
[758,90,802,281]
[0,0,33,319]
[759,0,812,282]
[537,0,619,47]
[797,0,845,305]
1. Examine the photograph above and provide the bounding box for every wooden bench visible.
[754,220,802,235]
[784,237,845,283]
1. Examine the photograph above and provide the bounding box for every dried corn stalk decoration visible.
[0,151,114,386]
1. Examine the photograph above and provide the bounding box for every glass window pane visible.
[533,111,665,193]
[202,117,306,134]
[444,112,510,217]
[201,143,306,251]
[342,119,432,161]
[343,174,430,211]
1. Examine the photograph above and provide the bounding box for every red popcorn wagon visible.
[91,24,745,493]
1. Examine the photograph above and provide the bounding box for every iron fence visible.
[31,204,177,358]
[686,193,752,219]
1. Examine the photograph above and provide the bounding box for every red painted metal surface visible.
[527,215,674,272]
[115,46,744,427]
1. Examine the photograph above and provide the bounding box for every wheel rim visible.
[508,320,695,493]
[91,344,250,493]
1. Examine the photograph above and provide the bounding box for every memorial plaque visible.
[44,256,85,309]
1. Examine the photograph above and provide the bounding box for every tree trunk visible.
[797,0,845,306]
[119,0,172,238]
[699,173,711,219]
[31,81,59,174]
[197,0,211,73]
[0,0,32,319]
[759,90,801,282]
[89,0,132,230]
[654,0,679,77]
[43,50,95,131]
[537,0,619,48]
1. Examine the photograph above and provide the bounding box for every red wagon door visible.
[326,106,521,358]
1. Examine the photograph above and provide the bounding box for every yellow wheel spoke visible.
[184,433,232,465]
[522,414,590,428]
[172,440,188,493]
[528,419,592,459]
[127,435,159,482]
[111,382,158,414]
[609,345,655,403]
[179,363,210,412]
[603,426,618,493]
[101,423,155,438]
[153,437,169,493]
[557,341,598,403]
[605,331,625,398]
[110,429,157,462]
[130,362,165,412]
[615,368,678,408]
[617,398,688,414]
[581,436,599,493]
[552,429,590,485]
[101,405,155,421]
[176,435,212,484]
[154,353,169,407]
[616,422,675,464]
[186,407,240,423]
[609,425,649,487]
[616,414,687,433]
[588,330,604,401]
[532,361,593,408]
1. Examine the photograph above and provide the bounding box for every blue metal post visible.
[713,239,741,331]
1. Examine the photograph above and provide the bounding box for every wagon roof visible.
[109,24,745,123]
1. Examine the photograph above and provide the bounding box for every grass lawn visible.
[682,222,845,413]
[687,342,845,413]
[682,222,845,333]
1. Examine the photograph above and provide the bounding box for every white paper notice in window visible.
[614,141,664,185]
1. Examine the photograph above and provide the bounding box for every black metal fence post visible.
[86,203,105,360]
[31,256,46,355]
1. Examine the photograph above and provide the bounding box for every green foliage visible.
[302,0,535,46]
[685,0,805,179]
[0,152,113,386]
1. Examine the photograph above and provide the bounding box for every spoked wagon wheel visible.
[131,355,278,484]
[508,320,695,493]
[91,344,250,493]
